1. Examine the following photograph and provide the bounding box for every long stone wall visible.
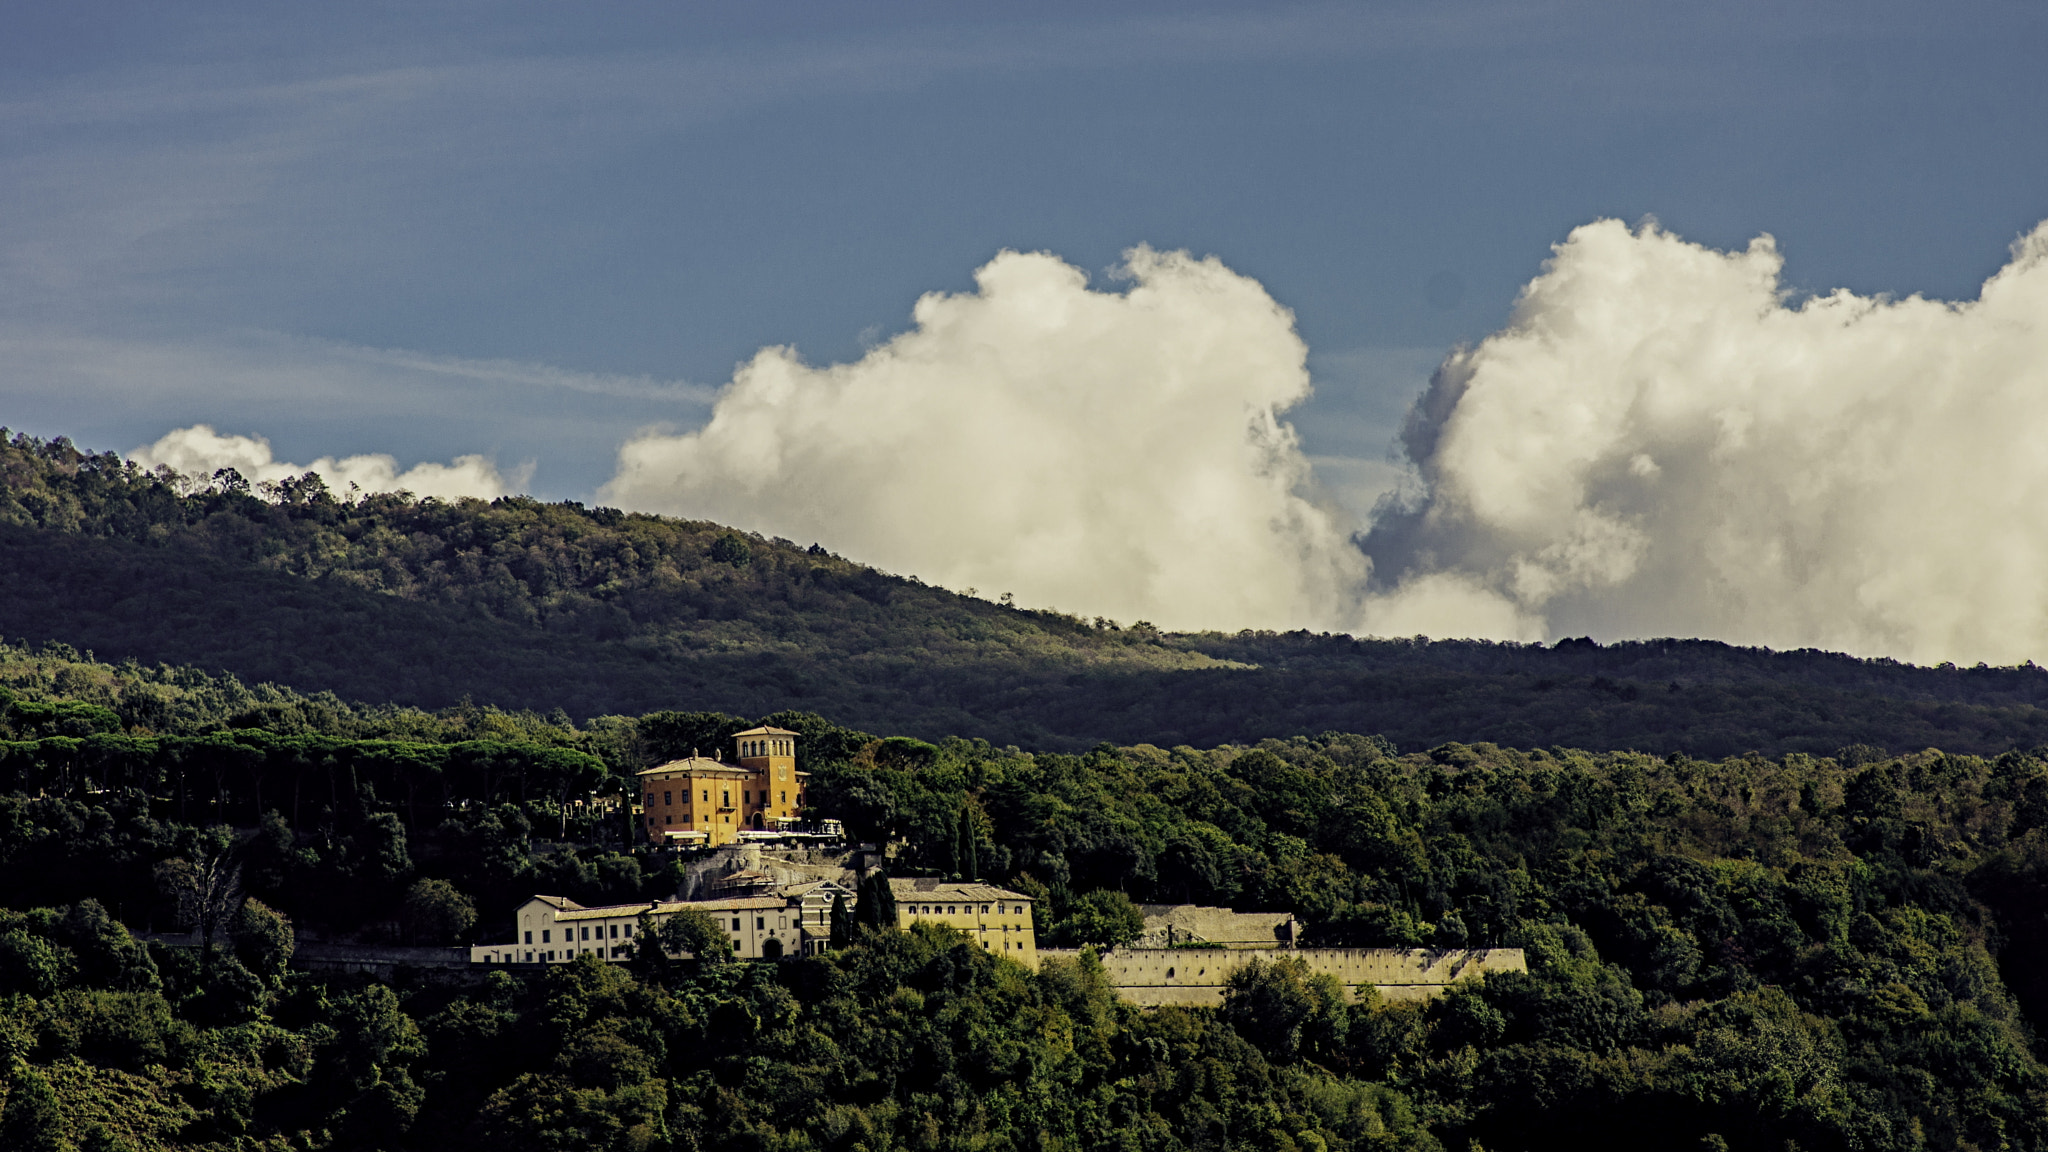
[1041,947,1526,1007]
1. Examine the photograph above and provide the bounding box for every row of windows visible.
[493,945,633,963]
[525,923,634,945]
[903,903,1022,917]
[741,738,791,757]
[647,788,796,806]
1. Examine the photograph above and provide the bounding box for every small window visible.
[646,792,655,806]
[756,917,765,930]
[780,790,787,803]
[542,930,550,943]
[664,791,672,805]
[732,918,742,930]
[947,906,955,915]
[524,931,532,944]
[624,925,633,937]
[982,905,991,914]
[744,789,752,804]
[703,789,710,802]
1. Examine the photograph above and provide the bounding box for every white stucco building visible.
[473,880,854,965]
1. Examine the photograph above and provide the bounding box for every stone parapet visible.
[1040,946,1527,1007]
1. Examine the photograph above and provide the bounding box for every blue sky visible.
[3,0,2045,512]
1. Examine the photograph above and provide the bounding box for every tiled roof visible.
[637,757,751,777]
[732,725,799,737]
[534,894,794,921]
[888,879,1032,902]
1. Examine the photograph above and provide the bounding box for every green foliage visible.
[0,1064,66,1152]
[15,428,2048,755]
[230,897,294,982]
[400,878,477,946]
[654,908,731,967]
[1049,889,1146,948]
[854,870,897,933]
[1219,954,1352,1067]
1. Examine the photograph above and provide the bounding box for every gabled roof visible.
[525,894,585,912]
[732,725,799,737]
[782,879,853,898]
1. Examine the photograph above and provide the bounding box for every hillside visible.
[7,427,2048,756]
[7,645,2048,1149]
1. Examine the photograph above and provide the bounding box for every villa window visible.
[542,930,550,943]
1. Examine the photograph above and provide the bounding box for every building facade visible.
[472,879,854,965]
[890,878,1038,967]
[638,726,809,848]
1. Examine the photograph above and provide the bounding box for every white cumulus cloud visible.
[602,246,1367,632]
[132,424,519,502]
[1364,217,2048,664]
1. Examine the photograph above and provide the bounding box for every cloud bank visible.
[1364,218,2048,665]
[605,220,2048,664]
[603,247,1366,631]
[133,425,517,502]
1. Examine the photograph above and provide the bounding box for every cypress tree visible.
[856,870,897,932]
[829,892,851,949]
[954,806,979,881]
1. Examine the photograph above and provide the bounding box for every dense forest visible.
[8,429,2048,755]
[6,634,2048,1149]
[8,426,2048,1149]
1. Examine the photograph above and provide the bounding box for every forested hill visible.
[7,427,2048,755]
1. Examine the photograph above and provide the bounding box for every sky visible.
[5,2,2048,654]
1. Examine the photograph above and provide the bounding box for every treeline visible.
[9,722,2048,1150]
[10,428,2048,754]
[0,653,882,938]
[10,697,2048,1145]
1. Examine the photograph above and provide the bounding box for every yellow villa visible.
[638,726,808,847]
[891,878,1039,967]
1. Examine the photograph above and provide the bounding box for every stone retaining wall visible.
[1040,947,1526,1006]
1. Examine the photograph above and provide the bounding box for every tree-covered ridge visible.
[11,428,2048,754]
[0,427,1222,707]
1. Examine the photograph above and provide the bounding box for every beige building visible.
[638,726,809,848]
[474,879,852,965]
[891,878,1038,967]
